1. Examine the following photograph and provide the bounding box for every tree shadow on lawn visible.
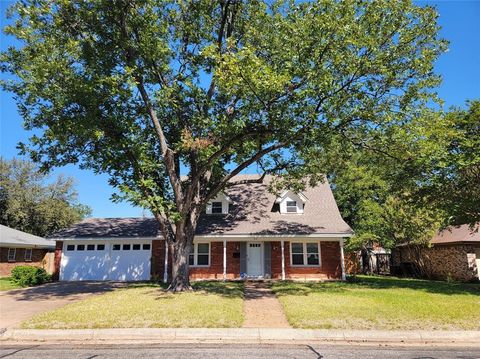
[272,276,480,297]
[128,281,244,299]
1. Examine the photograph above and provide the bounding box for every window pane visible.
[87,244,95,251]
[197,243,209,254]
[132,244,141,250]
[292,254,304,265]
[306,243,318,254]
[77,245,85,251]
[291,243,304,254]
[112,244,121,251]
[8,249,15,260]
[66,245,75,251]
[197,254,209,266]
[97,244,105,250]
[189,254,194,266]
[211,202,223,214]
[123,244,131,250]
[25,248,32,261]
[307,253,319,265]
[143,244,151,250]
[286,201,296,207]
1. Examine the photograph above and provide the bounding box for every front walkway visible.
[0,281,126,329]
[242,282,290,328]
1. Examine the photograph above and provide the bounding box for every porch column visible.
[281,240,285,280]
[223,240,227,282]
[340,239,346,281]
[163,241,169,283]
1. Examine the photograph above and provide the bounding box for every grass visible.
[22,281,244,329]
[0,277,21,291]
[272,275,480,330]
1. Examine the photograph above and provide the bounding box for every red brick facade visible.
[0,247,51,277]
[52,241,63,281]
[150,239,342,281]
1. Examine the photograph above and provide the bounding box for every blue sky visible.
[1,1,479,218]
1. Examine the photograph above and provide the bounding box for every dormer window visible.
[275,190,307,214]
[206,193,233,215]
[211,202,223,214]
[286,201,297,213]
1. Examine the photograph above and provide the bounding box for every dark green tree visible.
[0,158,91,237]
[1,0,446,290]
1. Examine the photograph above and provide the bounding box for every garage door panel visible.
[60,241,152,281]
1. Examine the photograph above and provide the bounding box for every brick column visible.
[52,241,63,281]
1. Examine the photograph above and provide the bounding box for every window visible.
[123,244,131,250]
[143,244,151,250]
[24,248,32,261]
[66,244,75,251]
[290,242,321,266]
[97,244,105,250]
[211,202,223,214]
[132,244,141,250]
[7,248,16,262]
[291,243,304,265]
[286,201,297,213]
[87,244,95,251]
[77,245,85,251]
[112,244,121,251]
[189,243,210,266]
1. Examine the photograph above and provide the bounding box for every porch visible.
[152,238,347,282]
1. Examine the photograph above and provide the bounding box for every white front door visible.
[247,242,263,277]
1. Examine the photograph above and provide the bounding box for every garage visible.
[60,240,152,281]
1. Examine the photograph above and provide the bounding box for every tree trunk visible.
[167,233,194,292]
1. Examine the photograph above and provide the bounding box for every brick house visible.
[50,175,353,282]
[0,225,55,277]
[392,224,480,282]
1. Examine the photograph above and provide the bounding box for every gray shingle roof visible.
[0,225,55,248]
[50,175,353,239]
[431,224,480,244]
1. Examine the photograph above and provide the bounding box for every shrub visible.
[10,266,51,287]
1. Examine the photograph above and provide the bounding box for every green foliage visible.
[11,266,51,287]
[0,0,446,220]
[0,158,91,237]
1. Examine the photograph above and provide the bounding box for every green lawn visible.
[272,276,480,330]
[22,281,244,329]
[0,277,21,291]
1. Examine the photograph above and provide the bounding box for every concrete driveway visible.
[0,281,126,329]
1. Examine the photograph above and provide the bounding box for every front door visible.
[247,242,263,277]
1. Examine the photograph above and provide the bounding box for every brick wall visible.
[271,241,342,280]
[150,240,343,281]
[0,247,51,277]
[52,241,63,281]
[391,243,479,282]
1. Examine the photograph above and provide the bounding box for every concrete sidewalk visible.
[1,328,479,346]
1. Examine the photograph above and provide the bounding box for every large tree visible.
[1,0,446,290]
[0,158,91,237]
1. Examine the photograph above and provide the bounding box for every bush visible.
[10,266,51,287]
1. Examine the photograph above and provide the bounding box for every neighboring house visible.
[0,225,56,277]
[392,224,480,282]
[50,175,353,282]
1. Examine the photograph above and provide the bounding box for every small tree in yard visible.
[1,0,446,291]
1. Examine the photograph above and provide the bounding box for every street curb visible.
[1,328,480,346]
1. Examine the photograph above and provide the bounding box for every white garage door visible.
[60,241,152,281]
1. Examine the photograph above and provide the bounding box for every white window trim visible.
[211,201,223,214]
[7,248,16,262]
[24,248,33,261]
[290,241,321,267]
[286,201,297,213]
[189,242,211,267]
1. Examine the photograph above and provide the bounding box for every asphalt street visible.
[0,343,479,359]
